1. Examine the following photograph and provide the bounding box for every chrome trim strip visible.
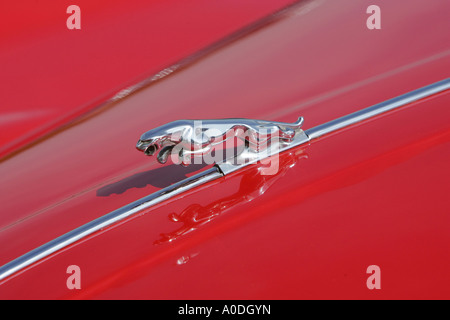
[305,78,450,140]
[1,78,449,281]
[0,167,223,281]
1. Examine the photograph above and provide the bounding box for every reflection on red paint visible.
[155,148,308,244]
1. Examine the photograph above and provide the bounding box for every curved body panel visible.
[0,0,449,299]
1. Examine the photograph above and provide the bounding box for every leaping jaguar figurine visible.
[136,117,304,166]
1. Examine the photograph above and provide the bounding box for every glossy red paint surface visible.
[0,0,294,158]
[0,0,449,299]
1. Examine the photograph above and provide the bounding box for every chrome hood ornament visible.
[136,117,306,169]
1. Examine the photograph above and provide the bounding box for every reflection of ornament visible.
[154,149,308,245]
